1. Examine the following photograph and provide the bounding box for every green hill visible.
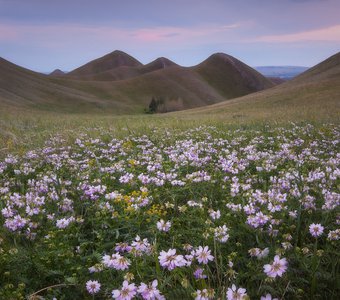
[178,52,340,123]
[0,57,116,113]
[192,53,274,99]
[1,51,275,113]
[67,50,143,78]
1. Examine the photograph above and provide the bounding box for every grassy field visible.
[1,52,338,156]
[0,121,339,299]
[0,52,274,116]
[0,52,339,300]
[0,101,338,159]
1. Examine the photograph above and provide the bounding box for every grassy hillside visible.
[2,49,339,153]
[293,51,340,83]
[179,52,340,123]
[60,51,275,111]
[1,51,274,113]
[64,57,178,81]
[0,57,116,113]
[193,53,274,99]
[67,50,143,77]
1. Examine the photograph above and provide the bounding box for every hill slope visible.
[179,52,340,122]
[0,57,133,113]
[67,50,143,78]
[293,52,340,83]
[0,51,275,113]
[67,56,179,81]
[192,53,274,99]
[56,53,274,112]
[49,69,66,76]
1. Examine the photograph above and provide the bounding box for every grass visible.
[2,51,338,157]
[180,78,340,123]
[0,123,339,299]
[0,95,339,158]
[1,51,276,115]
[1,51,339,300]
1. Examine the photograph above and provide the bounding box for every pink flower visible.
[194,268,207,279]
[131,235,152,254]
[112,280,137,300]
[195,288,215,300]
[102,253,130,270]
[195,246,214,264]
[261,294,278,300]
[86,280,101,294]
[158,248,187,270]
[263,255,288,278]
[156,219,171,232]
[115,255,131,270]
[309,223,324,237]
[209,209,221,220]
[137,280,165,300]
[226,284,247,300]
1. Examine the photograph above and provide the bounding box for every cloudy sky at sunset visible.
[1,0,339,72]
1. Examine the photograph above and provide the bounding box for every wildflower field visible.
[0,124,339,299]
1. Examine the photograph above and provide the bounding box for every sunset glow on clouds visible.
[256,25,340,43]
[0,23,242,44]
[0,0,339,71]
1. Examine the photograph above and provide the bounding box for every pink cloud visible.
[0,25,18,40]
[0,22,241,45]
[255,24,340,43]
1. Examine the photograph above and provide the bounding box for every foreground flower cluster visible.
[0,124,339,299]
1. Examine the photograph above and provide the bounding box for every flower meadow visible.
[0,124,339,299]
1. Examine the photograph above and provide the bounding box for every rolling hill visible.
[49,69,66,76]
[193,53,274,99]
[60,51,275,111]
[1,51,275,113]
[293,52,340,83]
[65,55,179,81]
[179,52,340,122]
[67,50,143,78]
[0,57,114,113]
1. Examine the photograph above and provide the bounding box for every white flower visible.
[195,288,215,300]
[158,248,187,270]
[226,284,247,300]
[309,223,324,237]
[102,253,130,270]
[195,246,214,264]
[214,225,229,243]
[112,280,137,300]
[156,219,171,232]
[261,293,278,300]
[137,280,165,300]
[209,209,221,220]
[263,255,288,278]
[86,280,101,294]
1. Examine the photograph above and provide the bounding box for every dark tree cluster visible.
[145,97,165,114]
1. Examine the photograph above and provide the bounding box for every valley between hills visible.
[0,50,339,153]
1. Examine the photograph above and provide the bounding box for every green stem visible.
[213,238,222,289]
[310,239,318,299]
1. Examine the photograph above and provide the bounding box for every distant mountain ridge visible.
[6,50,337,115]
[255,66,309,79]
[68,50,143,78]
[195,53,274,98]
[65,54,179,81]
[49,69,65,76]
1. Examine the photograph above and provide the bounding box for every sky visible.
[0,0,339,72]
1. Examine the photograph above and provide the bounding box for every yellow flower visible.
[128,159,136,166]
[122,140,133,149]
